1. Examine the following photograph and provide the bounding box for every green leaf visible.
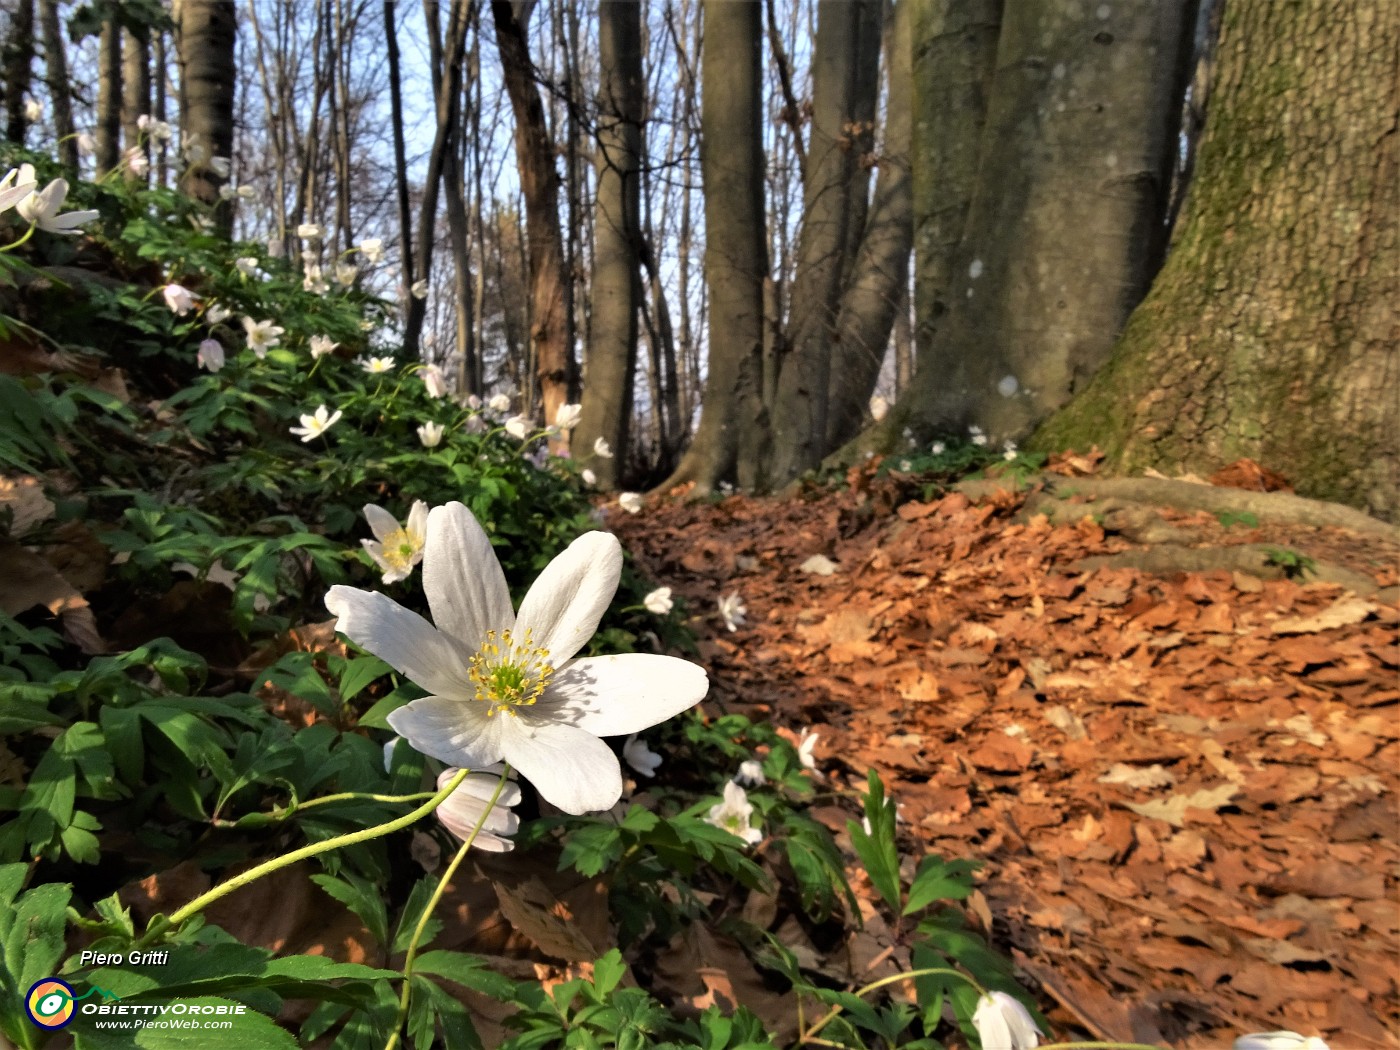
[412,950,515,1000]
[590,949,626,997]
[337,655,392,704]
[847,770,902,915]
[312,872,390,949]
[904,855,978,915]
[393,877,443,955]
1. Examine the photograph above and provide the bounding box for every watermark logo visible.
[25,979,77,1029]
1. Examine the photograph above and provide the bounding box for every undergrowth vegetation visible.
[0,150,1046,1050]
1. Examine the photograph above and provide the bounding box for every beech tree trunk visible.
[576,0,643,487]
[121,26,151,181]
[768,0,884,481]
[665,0,768,493]
[879,0,1193,454]
[824,0,915,450]
[39,0,76,170]
[1036,1,1399,520]
[3,0,35,145]
[174,0,236,224]
[492,0,575,429]
[95,16,122,176]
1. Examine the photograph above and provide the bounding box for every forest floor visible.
[612,464,1400,1050]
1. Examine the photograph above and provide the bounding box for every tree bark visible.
[1036,1,1399,521]
[3,0,35,145]
[871,0,1191,456]
[95,16,123,176]
[824,0,915,449]
[121,25,151,180]
[768,0,884,482]
[491,0,575,429]
[576,0,643,487]
[39,0,77,170]
[664,0,768,493]
[384,0,414,295]
[174,0,236,224]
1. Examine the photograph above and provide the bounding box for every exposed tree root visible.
[1070,543,1392,599]
[1034,475,1398,538]
[949,474,1400,599]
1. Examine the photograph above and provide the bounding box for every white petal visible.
[363,504,401,542]
[501,719,624,815]
[537,654,708,738]
[406,500,430,538]
[514,531,622,665]
[423,503,513,649]
[386,695,506,769]
[325,586,475,699]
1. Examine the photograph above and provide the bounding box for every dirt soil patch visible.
[613,471,1400,1049]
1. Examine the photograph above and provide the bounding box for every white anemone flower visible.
[622,734,662,778]
[361,501,429,584]
[705,781,762,845]
[618,492,643,515]
[434,765,522,851]
[643,587,673,615]
[124,148,150,177]
[206,303,231,325]
[581,469,596,486]
[303,265,330,294]
[717,592,747,633]
[504,415,530,440]
[797,727,819,771]
[16,172,99,234]
[488,393,511,413]
[410,278,430,299]
[734,759,766,788]
[0,167,38,215]
[196,339,225,373]
[972,992,1043,1050]
[593,437,614,459]
[421,364,448,399]
[358,237,384,264]
[554,403,583,430]
[162,283,196,316]
[309,334,338,359]
[242,317,284,358]
[359,355,396,374]
[931,441,946,455]
[209,156,231,178]
[417,421,445,448]
[289,404,343,442]
[326,502,709,815]
[23,96,42,123]
[1233,1034,1330,1050]
[237,186,256,200]
[234,257,259,277]
[335,261,359,286]
[297,223,323,240]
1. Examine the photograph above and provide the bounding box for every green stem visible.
[0,223,36,253]
[384,766,511,1050]
[136,769,470,948]
[798,967,982,1045]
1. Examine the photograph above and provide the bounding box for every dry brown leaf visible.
[1123,784,1239,827]
[0,475,54,537]
[492,873,611,963]
[1270,595,1377,634]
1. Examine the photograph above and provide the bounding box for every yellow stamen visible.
[467,628,554,718]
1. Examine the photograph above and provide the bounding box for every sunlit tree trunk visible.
[665,0,768,493]
[492,0,575,428]
[768,0,883,481]
[121,26,151,182]
[825,0,915,449]
[577,0,643,487]
[1037,0,1400,520]
[174,0,236,225]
